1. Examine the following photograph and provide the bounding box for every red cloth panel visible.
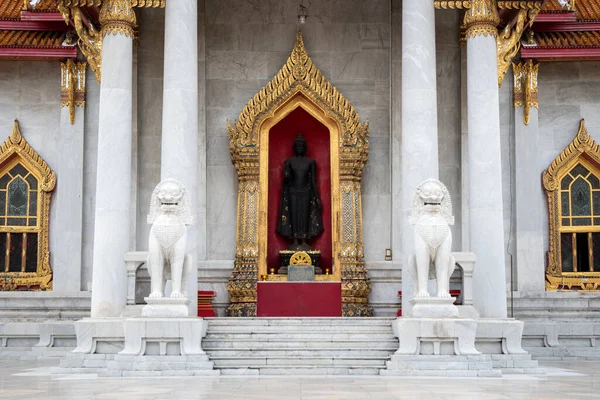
[257,282,342,317]
[267,107,332,273]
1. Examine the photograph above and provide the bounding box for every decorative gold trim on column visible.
[226,32,372,317]
[0,121,56,291]
[61,60,87,125]
[543,120,600,291]
[512,59,538,125]
[99,0,137,37]
[463,0,500,39]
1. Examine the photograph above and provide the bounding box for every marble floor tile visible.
[2,360,600,400]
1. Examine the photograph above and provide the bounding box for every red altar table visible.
[257,282,342,317]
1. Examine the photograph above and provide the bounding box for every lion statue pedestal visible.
[141,179,195,318]
[382,179,500,377]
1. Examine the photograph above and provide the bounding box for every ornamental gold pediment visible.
[227,32,369,159]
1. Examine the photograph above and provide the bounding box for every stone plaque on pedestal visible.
[288,265,315,281]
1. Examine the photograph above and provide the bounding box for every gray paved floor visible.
[1,359,599,399]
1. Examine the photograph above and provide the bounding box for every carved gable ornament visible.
[227,31,369,178]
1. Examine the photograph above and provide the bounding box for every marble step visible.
[202,339,398,350]
[206,325,392,333]
[204,349,393,357]
[0,347,32,358]
[204,333,396,340]
[220,367,382,376]
[206,317,395,327]
[212,357,388,368]
[381,369,501,377]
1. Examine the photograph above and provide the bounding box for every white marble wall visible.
[82,69,100,291]
[0,61,88,295]
[537,62,600,255]
[500,62,600,297]
[435,10,462,251]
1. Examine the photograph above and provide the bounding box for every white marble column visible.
[513,61,545,292]
[401,0,439,315]
[161,0,198,316]
[464,2,508,318]
[90,3,136,318]
[52,87,84,294]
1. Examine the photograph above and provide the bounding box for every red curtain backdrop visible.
[267,107,332,273]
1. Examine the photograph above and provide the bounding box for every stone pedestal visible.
[382,317,499,377]
[142,298,189,318]
[391,318,479,356]
[412,297,459,318]
[55,317,218,376]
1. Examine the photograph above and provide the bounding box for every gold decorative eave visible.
[434,1,542,9]
[57,0,164,8]
[434,1,471,9]
[227,31,368,154]
[543,119,599,192]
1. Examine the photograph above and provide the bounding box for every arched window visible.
[0,121,55,291]
[544,120,600,290]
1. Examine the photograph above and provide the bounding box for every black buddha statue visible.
[277,134,323,250]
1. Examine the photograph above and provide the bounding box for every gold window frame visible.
[0,121,56,291]
[226,32,372,317]
[544,119,600,291]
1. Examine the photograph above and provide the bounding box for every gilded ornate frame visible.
[226,32,372,316]
[0,121,56,291]
[544,119,600,291]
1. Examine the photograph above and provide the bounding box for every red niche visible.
[267,107,332,274]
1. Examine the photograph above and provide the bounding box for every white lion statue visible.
[147,179,193,299]
[408,179,455,299]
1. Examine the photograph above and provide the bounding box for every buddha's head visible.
[293,134,307,156]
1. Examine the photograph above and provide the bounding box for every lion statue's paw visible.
[415,291,430,298]
[149,291,163,299]
[170,290,185,299]
[438,291,451,298]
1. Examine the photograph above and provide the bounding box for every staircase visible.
[203,317,398,375]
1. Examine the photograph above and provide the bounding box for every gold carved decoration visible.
[435,1,542,9]
[226,32,371,317]
[290,252,312,266]
[434,1,471,8]
[0,121,56,291]
[543,120,600,291]
[61,59,87,125]
[496,3,542,86]
[57,5,102,83]
[57,0,164,9]
[99,0,137,38]
[463,0,500,39]
[512,59,538,125]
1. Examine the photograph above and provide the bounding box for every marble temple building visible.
[1,0,600,378]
